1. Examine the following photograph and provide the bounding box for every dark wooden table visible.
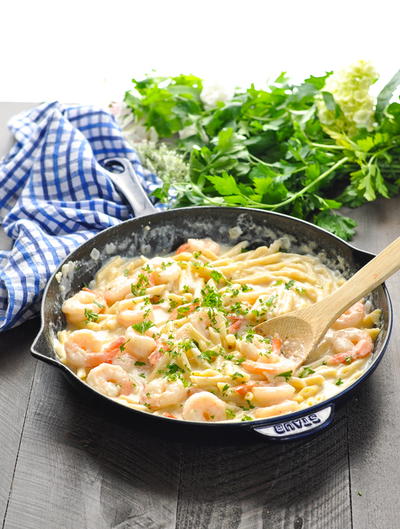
[1,103,399,529]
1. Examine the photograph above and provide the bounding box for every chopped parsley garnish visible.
[225,409,236,419]
[295,287,306,295]
[230,302,249,315]
[132,320,154,334]
[210,270,223,283]
[298,367,315,378]
[276,370,293,381]
[241,415,253,421]
[119,339,130,352]
[221,383,230,395]
[93,301,105,309]
[135,361,146,366]
[177,305,191,317]
[180,340,196,352]
[200,350,217,363]
[274,280,283,286]
[241,284,252,292]
[344,356,352,364]
[168,299,179,312]
[231,372,246,380]
[335,378,344,386]
[131,273,150,296]
[285,280,295,290]
[245,330,255,343]
[139,373,146,378]
[201,285,223,309]
[165,363,185,381]
[193,250,202,258]
[234,357,246,365]
[84,309,99,322]
[123,269,129,276]
[182,285,190,293]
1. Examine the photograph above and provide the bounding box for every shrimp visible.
[176,238,221,256]
[64,330,121,368]
[144,379,187,409]
[251,383,295,406]
[328,328,373,365]
[103,276,133,305]
[234,381,295,406]
[62,289,105,325]
[116,299,148,327]
[227,315,247,334]
[242,357,295,376]
[254,400,300,419]
[148,259,181,285]
[332,301,365,330]
[124,327,157,361]
[182,391,226,422]
[86,363,137,397]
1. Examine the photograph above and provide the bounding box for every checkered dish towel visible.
[0,102,160,332]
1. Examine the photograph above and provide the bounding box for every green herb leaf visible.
[84,309,99,322]
[276,370,293,381]
[132,321,154,334]
[314,211,357,241]
[298,367,315,378]
[376,69,400,120]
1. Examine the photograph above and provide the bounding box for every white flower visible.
[200,82,234,109]
[318,60,378,135]
[112,101,158,144]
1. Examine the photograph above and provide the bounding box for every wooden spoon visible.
[254,237,400,367]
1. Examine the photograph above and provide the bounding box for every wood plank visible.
[2,361,181,529]
[176,406,352,529]
[0,320,38,523]
[346,197,400,529]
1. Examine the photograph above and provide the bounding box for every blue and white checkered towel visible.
[0,102,160,332]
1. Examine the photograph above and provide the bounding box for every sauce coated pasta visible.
[55,238,381,422]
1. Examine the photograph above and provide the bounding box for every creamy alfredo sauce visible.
[55,238,381,422]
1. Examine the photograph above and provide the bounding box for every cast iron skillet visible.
[31,158,393,441]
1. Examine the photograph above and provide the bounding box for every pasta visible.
[55,237,381,422]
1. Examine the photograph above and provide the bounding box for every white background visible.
[0,0,398,105]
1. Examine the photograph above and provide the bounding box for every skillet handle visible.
[31,328,60,368]
[102,157,157,217]
[252,404,334,441]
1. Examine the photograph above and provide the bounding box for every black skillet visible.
[31,158,393,441]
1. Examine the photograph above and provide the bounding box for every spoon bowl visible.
[255,314,314,367]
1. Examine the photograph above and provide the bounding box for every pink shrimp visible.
[242,358,295,376]
[64,331,123,368]
[227,315,247,334]
[86,363,135,397]
[328,328,373,365]
[332,301,365,330]
[62,289,105,325]
[148,340,170,366]
[175,238,221,256]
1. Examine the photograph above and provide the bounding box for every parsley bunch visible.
[123,64,400,240]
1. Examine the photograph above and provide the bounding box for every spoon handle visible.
[309,236,400,333]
